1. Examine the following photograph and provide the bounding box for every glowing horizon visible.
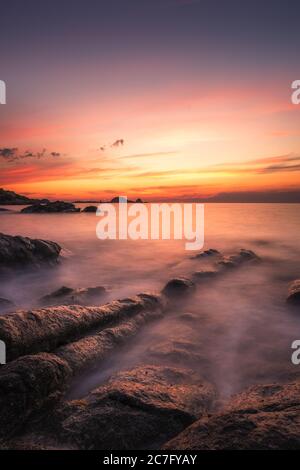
[1,0,300,201]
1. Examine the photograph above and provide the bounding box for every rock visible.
[0,297,15,313]
[161,278,196,299]
[0,208,10,211]
[0,295,165,437]
[12,366,216,450]
[147,340,206,366]
[191,248,220,259]
[287,280,300,306]
[0,353,72,438]
[21,201,80,213]
[39,285,107,307]
[0,188,46,205]
[110,196,138,203]
[0,293,162,361]
[217,249,259,269]
[81,206,98,213]
[163,381,300,450]
[0,233,61,274]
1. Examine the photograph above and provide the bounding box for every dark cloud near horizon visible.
[0,147,62,162]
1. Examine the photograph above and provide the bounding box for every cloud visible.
[205,154,300,175]
[0,147,62,162]
[119,151,178,160]
[0,147,18,161]
[111,139,124,148]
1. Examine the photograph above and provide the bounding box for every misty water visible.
[1,203,300,402]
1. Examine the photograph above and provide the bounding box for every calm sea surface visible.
[1,203,300,398]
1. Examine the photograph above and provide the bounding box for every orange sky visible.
[1,80,300,201]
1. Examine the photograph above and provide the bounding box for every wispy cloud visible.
[119,151,178,160]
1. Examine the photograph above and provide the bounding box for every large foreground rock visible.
[164,381,300,450]
[0,233,61,273]
[0,293,162,361]
[0,295,164,437]
[21,201,80,213]
[39,285,107,307]
[7,366,216,449]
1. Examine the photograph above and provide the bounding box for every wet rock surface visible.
[217,248,260,269]
[21,201,80,213]
[39,285,107,307]
[7,366,216,450]
[191,248,220,259]
[162,278,196,299]
[0,294,164,438]
[164,381,300,450]
[287,280,300,306]
[0,232,61,273]
[2,245,297,450]
[0,294,162,361]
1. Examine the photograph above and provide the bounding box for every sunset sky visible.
[1,0,300,201]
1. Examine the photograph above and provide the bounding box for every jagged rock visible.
[164,381,300,450]
[21,201,80,213]
[162,278,196,299]
[81,206,98,213]
[287,280,300,306]
[39,285,107,307]
[9,366,216,450]
[0,233,61,273]
[0,297,15,313]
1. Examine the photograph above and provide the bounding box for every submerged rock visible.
[164,381,300,450]
[39,285,107,307]
[21,201,80,213]
[217,249,259,269]
[81,205,98,213]
[191,248,220,259]
[162,278,196,299]
[0,232,61,274]
[287,280,300,306]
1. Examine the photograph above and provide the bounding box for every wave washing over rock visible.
[1,233,300,450]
